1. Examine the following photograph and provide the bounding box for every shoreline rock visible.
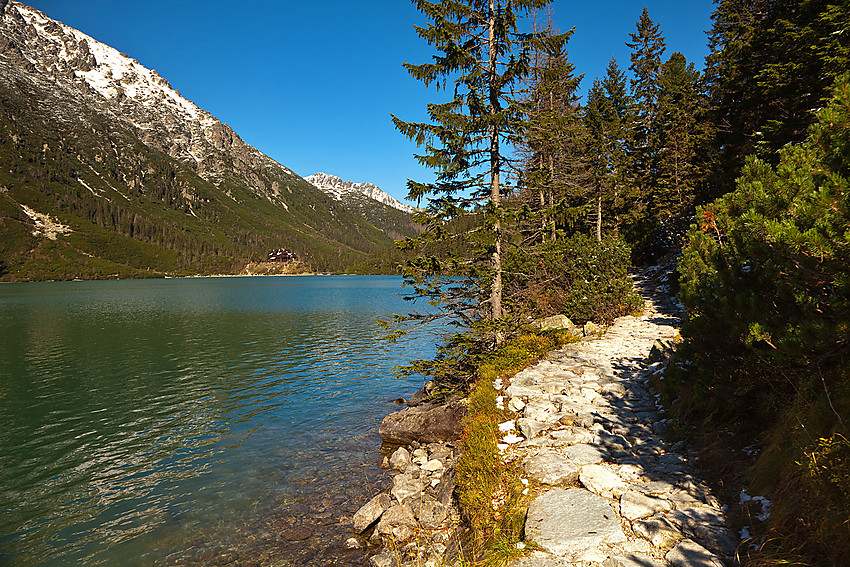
[353,440,462,567]
[378,396,467,445]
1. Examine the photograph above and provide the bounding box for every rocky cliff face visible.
[0,2,415,280]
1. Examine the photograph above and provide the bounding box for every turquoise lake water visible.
[0,275,436,565]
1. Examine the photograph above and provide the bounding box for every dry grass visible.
[453,330,577,565]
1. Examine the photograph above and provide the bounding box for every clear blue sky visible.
[25,1,715,207]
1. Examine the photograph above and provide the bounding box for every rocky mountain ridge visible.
[1,1,291,200]
[305,173,417,214]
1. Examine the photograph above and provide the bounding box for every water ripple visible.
[0,276,436,566]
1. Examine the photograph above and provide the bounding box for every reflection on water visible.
[0,276,434,565]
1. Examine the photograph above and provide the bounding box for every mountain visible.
[0,1,416,281]
[305,172,417,214]
[305,172,421,242]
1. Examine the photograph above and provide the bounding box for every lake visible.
[0,275,437,566]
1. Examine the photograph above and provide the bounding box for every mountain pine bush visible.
[671,74,850,564]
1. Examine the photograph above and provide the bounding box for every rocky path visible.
[500,270,739,567]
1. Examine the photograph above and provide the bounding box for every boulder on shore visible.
[379,397,467,445]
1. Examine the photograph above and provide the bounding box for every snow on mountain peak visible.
[305,173,416,213]
[13,2,207,125]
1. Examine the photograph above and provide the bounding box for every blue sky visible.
[25,1,715,206]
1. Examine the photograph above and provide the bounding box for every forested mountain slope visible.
[0,1,414,280]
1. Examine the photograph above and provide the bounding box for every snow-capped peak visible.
[305,173,416,213]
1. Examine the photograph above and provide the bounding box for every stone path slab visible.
[525,488,626,555]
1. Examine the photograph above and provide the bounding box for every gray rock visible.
[525,488,625,556]
[411,447,429,465]
[647,338,677,364]
[667,492,704,509]
[693,524,739,557]
[665,539,725,567]
[632,516,684,550]
[666,506,728,529]
[561,443,607,466]
[534,314,579,334]
[584,321,602,336]
[344,536,365,549]
[369,549,394,567]
[603,553,666,567]
[379,398,467,445]
[505,384,546,400]
[633,480,678,496]
[600,381,627,396]
[517,417,549,439]
[523,450,581,486]
[353,493,391,533]
[619,491,673,521]
[579,464,628,498]
[413,499,447,529]
[597,430,632,451]
[375,503,417,544]
[549,426,594,446]
[407,380,437,407]
[389,447,411,472]
[523,399,560,422]
[391,473,425,504]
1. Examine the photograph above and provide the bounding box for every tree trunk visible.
[488,0,503,324]
[596,189,602,242]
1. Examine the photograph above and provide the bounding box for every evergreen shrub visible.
[670,74,850,564]
[504,233,641,324]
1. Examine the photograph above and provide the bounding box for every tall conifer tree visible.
[655,51,705,221]
[583,58,634,241]
[391,0,551,347]
[626,7,666,196]
[519,28,587,240]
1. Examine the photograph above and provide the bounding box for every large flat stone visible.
[549,426,594,446]
[523,451,581,486]
[632,516,684,550]
[561,443,607,466]
[619,491,673,520]
[525,488,625,556]
[579,464,628,498]
[524,399,560,422]
[379,398,466,444]
[518,417,550,440]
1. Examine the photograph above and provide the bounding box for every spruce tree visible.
[583,58,634,241]
[654,51,706,223]
[390,0,550,354]
[518,28,588,241]
[626,7,666,197]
